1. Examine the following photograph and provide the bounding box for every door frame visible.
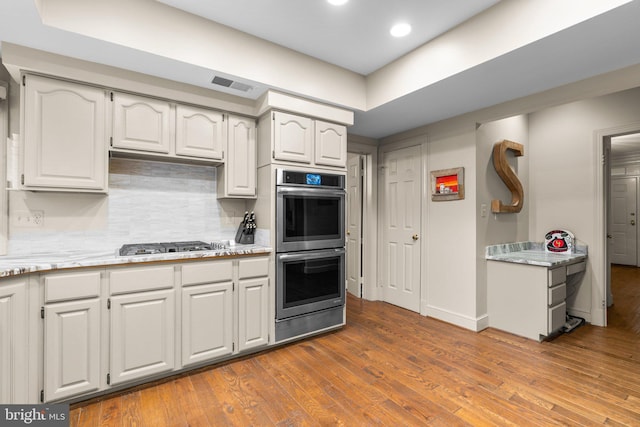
[596,121,640,327]
[347,136,378,301]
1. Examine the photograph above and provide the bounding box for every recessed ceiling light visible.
[327,0,348,5]
[390,23,412,38]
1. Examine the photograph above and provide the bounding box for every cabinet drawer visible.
[44,271,101,303]
[182,260,233,286]
[239,257,269,279]
[109,266,174,295]
[548,267,566,287]
[567,261,586,276]
[548,302,566,334]
[548,283,566,307]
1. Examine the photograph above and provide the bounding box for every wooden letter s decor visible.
[491,139,524,213]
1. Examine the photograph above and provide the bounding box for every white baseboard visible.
[424,304,489,332]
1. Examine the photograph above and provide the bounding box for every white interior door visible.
[346,154,363,297]
[611,176,637,266]
[382,145,421,312]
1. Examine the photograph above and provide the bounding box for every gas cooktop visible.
[118,241,227,256]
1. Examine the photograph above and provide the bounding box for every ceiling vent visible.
[211,75,253,92]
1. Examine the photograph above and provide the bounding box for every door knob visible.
[607,234,613,239]
[412,234,419,241]
[347,231,351,235]
[632,220,636,226]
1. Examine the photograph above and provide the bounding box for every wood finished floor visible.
[70,268,640,426]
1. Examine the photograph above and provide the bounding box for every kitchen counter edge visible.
[485,241,587,267]
[0,245,272,279]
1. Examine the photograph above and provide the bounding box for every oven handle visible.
[277,248,345,261]
[276,186,346,197]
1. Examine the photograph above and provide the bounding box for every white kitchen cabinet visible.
[217,114,256,198]
[42,271,102,402]
[487,261,570,341]
[0,278,28,403]
[109,289,175,385]
[238,257,269,351]
[315,120,347,168]
[273,111,313,164]
[176,105,225,160]
[23,74,108,192]
[263,111,346,169]
[181,261,234,366]
[112,92,172,154]
[108,265,175,386]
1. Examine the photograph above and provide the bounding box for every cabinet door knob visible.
[412,234,419,241]
[632,220,636,226]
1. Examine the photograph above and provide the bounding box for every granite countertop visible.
[485,241,587,267]
[0,243,272,278]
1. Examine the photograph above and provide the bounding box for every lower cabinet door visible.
[109,290,175,386]
[181,282,233,367]
[238,278,269,352]
[44,299,101,402]
[0,279,28,403]
[548,302,567,334]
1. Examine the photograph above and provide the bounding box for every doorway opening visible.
[606,131,640,328]
[346,144,377,301]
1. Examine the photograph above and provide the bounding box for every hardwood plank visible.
[97,396,121,427]
[188,370,233,426]
[119,391,143,427]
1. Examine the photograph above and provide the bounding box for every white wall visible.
[529,86,640,323]
[475,116,529,319]
[423,128,479,329]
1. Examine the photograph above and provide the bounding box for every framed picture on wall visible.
[431,167,464,201]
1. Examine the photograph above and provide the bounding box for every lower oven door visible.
[276,248,345,320]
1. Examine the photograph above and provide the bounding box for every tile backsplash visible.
[7,158,249,256]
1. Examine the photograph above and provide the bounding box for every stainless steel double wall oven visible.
[275,169,346,341]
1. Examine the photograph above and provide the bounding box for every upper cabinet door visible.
[315,120,347,168]
[23,75,107,191]
[175,105,225,160]
[273,111,313,164]
[112,92,171,154]
[225,115,256,197]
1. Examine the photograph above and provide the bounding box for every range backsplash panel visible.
[7,158,241,255]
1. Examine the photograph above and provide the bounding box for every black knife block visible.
[235,215,255,245]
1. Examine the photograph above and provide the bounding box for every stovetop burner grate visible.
[118,240,227,256]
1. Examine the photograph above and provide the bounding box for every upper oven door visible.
[276,186,345,252]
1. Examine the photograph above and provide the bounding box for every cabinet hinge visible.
[22,75,26,86]
[232,342,235,352]
[107,373,111,385]
[272,150,275,158]
[21,174,24,185]
[272,112,275,120]
[222,151,225,160]
[233,282,235,292]
[40,390,44,402]
[110,92,114,102]
[40,306,44,319]
[107,298,111,310]
[222,114,225,122]
[110,136,113,147]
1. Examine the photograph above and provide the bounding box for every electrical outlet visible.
[14,210,44,227]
